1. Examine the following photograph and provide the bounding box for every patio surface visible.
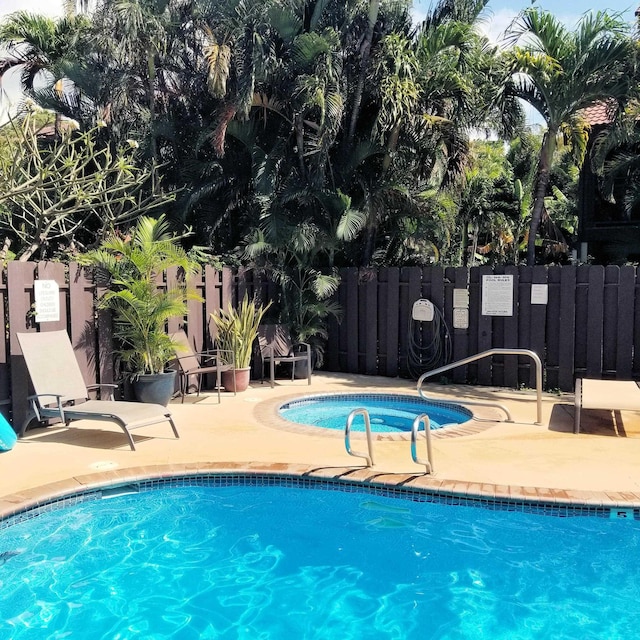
[2,372,640,517]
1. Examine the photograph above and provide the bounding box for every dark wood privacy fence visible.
[1,263,638,429]
[325,265,640,393]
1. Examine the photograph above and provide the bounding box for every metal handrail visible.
[416,348,543,425]
[411,414,434,474]
[345,409,375,467]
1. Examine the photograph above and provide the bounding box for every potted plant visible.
[211,294,271,392]
[82,215,202,405]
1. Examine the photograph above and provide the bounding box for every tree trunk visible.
[381,122,401,174]
[147,49,158,165]
[527,128,557,266]
[212,102,237,157]
[346,0,379,146]
[294,114,306,179]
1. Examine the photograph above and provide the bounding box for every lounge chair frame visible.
[17,330,179,451]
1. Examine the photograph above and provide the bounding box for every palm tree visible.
[0,11,89,116]
[507,9,635,265]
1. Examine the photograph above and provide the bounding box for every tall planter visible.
[133,370,177,406]
[221,367,250,393]
[211,295,271,392]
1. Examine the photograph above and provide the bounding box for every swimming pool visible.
[279,393,473,432]
[2,475,640,639]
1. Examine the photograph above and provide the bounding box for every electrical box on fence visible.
[412,299,434,322]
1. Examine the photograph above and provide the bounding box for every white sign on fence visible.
[530,283,548,305]
[481,275,513,316]
[34,280,60,323]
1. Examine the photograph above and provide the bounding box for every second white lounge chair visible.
[574,377,640,434]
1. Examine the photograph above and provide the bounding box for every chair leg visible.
[270,358,275,388]
[306,351,312,385]
[179,374,185,403]
[216,369,221,403]
[574,378,582,434]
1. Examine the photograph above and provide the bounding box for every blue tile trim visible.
[1,472,636,530]
[279,393,474,421]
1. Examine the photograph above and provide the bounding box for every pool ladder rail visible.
[416,348,544,425]
[345,409,434,474]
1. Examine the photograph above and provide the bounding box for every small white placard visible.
[453,288,469,309]
[34,280,60,323]
[482,275,513,316]
[530,284,548,305]
[453,307,469,329]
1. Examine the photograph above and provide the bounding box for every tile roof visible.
[580,101,617,126]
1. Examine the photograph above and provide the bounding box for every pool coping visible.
[3,461,640,522]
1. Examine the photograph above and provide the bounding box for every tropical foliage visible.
[0,0,636,277]
[81,215,202,376]
[506,8,635,264]
[0,109,172,260]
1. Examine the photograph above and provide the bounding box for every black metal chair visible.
[257,324,312,388]
[171,330,236,403]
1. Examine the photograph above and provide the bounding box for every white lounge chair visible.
[17,330,179,450]
[574,378,640,433]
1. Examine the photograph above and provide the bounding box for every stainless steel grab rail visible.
[411,414,434,474]
[345,409,375,467]
[416,348,543,425]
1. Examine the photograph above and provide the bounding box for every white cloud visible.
[0,0,63,20]
[479,8,519,45]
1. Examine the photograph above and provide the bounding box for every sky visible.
[0,0,636,34]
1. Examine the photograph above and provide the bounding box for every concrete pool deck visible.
[2,372,640,517]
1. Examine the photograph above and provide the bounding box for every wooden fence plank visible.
[615,266,635,379]
[503,265,520,388]
[586,266,605,377]
[364,271,378,375]
[476,266,493,385]
[8,262,37,430]
[68,263,97,386]
[428,266,446,371]
[634,267,640,378]
[204,266,222,343]
[344,268,359,373]
[557,266,576,392]
[383,267,400,377]
[602,266,619,375]
[527,265,547,389]
[451,267,469,383]
[545,266,559,389]
[0,269,8,416]
[573,266,589,378]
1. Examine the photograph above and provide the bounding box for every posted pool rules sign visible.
[34,280,60,323]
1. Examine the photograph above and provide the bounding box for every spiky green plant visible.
[211,295,271,368]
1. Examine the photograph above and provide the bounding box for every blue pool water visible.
[1,480,640,639]
[279,393,473,432]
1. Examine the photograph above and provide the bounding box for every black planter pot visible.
[291,345,316,379]
[133,370,177,406]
